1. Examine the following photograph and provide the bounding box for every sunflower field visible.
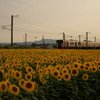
[0,49,100,100]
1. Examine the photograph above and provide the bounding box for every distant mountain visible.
[0,39,56,45]
[33,39,56,44]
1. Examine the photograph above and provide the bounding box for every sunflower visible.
[14,71,22,80]
[14,60,18,64]
[0,69,4,74]
[11,64,16,69]
[3,73,9,80]
[52,69,60,78]
[44,71,49,79]
[23,81,35,92]
[0,81,7,92]
[71,68,79,76]
[72,62,80,69]
[26,66,33,73]
[82,74,89,80]
[57,74,62,81]
[79,64,85,71]
[5,80,10,88]
[84,66,90,71]
[38,69,43,75]
[97,62,100,66]
[9,84,20,95]
[65,64,71,70]
[34,82,38,93]
[61,68,68,74]
[39,75,47,84]
[55,65,62,71]
[0,67,4,74]
[49,59,54,64]
[36,66,40,72]
[32,71,36,79]
[8,69,14,76]
[62,73,71,81]
[25,73,32,81]
[34,61,38,65]
[17,64,22,69]
[97,66,100,71]
[18,79,25,88]
[5,64,10,70]
[23,63,29,68]
[84,62,91,67]
[91,66,97,72]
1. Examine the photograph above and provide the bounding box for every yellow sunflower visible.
[25,73,32,81]
[17,64,22,69]
[18,79,25,88]
[82,74,89,80]
[9,84,20,95]
[0,81,7,92]
[5,80,10,88]
[39,75,47,84]
[34,82,38,93]
[97,66,100,71]
[14,71,22,80]
[57,74,62,81]
[79,64,85,71]
[26,67,33,73]
[23,81,35,92]
[52,69,60,78]
[8,69,14,76]
[62,73,71,81]
[91,66,97,72]
[61,68,68,74]
[71,68,79,76]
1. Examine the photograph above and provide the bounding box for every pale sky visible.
[0,0,100,43]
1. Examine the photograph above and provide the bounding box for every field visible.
[0,49,100,100]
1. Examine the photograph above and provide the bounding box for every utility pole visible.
[11,15,13,47]
[86,32,88,49]
[79,35,81,49]
[94,37,96,42]
[11,15,19,47]
[25,33,27,46]
[1,15,19,47]
[42,35,45,49]
[63,32,65,42]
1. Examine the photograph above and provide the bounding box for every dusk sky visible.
[0,0,100,43]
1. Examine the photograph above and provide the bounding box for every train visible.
[56,39,100,49]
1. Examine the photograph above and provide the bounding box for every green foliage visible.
[37,72,100,100]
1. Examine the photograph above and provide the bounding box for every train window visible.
[70,42,74,45]
[78,42,81,45]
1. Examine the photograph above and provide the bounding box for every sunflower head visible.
[9,84,20,95]
[62,73,71,81]
[61,68,68,74]
[23,81,35,92]
[79,65,85,70]
[91,66,97,72]
[97,66,100,71]
[0,81,7,92]
[26,67,33,73]
[52,69,60,78]
[71,68,79,76]
[14,71,22,80]
[25,73,32,81]
[19,79,25,88]
[34,82,38,93]
[57,75,62,81]
[39,75,47,84]
[82,74,89,80]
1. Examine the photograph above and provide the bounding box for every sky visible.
[0,0,100,43]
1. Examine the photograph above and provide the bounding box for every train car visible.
[56,39,100,49]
